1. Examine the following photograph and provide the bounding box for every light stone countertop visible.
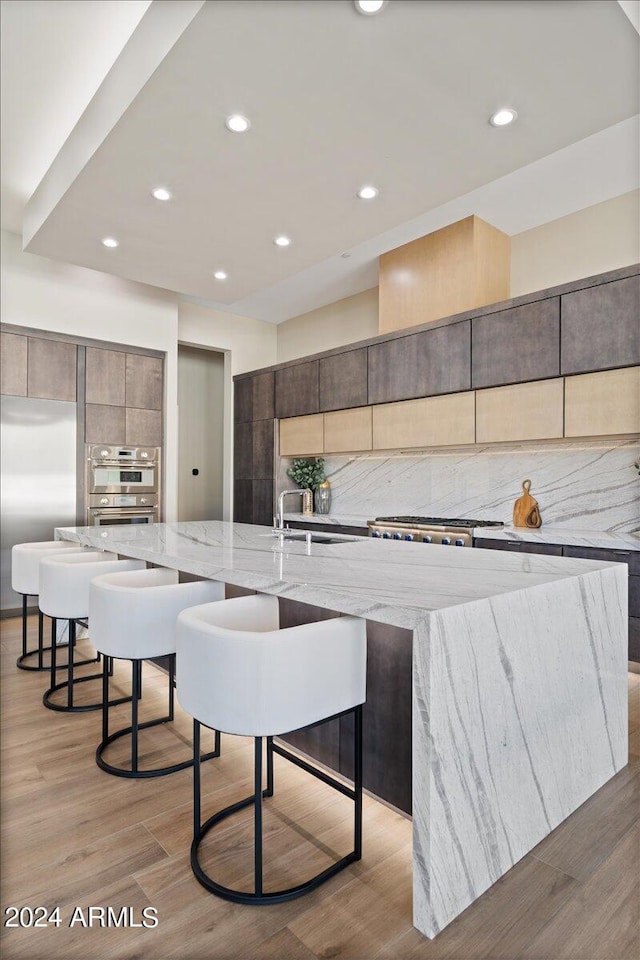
[55,519,623,629]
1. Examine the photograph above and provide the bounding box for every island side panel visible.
[412,565,628,939]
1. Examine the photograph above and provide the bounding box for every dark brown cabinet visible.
[275,360,319,418]
[252,372,275,421]
[86,347,126,406]
[0,332,27,396]
[27,337,77,401]
[234,376,253,423]
[234,421,253,480]
[368,321,470,405]
[252,419,274,480]
[319,348,368,412]
[561,275,640,375]
[279,599,412,814]
[472,298,560,389]
[252,480,273,526]
[234,479,253,523]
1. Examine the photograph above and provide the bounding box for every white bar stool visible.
[89,568,225,779]
[176,593,367,905]
[11,541,85,671]
[39,551,145,712]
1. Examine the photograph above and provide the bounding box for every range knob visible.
[382,532,390,539]
[423,535,432,544]
[100,497,109,505]
[404,534,414,541]
[441,537,451,545]
[140,498,147,505]
[455,539,465,547]
[371,530,381,538]
[392,532,401,540]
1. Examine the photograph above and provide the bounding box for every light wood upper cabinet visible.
[279,414,324,456]
[324,407,372,453]
[564,367,640,437]
[476,379,564,443]
[378,216,509,334]
[1,332,27,396]
[373,392,475,450]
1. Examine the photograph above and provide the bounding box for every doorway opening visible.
[177,345,224,521]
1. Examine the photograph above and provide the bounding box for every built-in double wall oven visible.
[86,445,160,526]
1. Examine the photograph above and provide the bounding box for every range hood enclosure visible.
[378,215,510,334]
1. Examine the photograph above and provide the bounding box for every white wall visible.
[1,230,181,516]
[277,287,378,364]
[178,300,277,375]
[510,189,640,297]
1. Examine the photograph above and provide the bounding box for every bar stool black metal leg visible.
[266,736,274,797]
[254,737,263,898]
[193,719,201,838]
[38,611,44,670]
[21,595,28,659]
[168,655,175,721]
[131,660,140,774]
[50,618,57,681]
[354,704,363,860]
[67,619,76,709]
[102,656,110,744]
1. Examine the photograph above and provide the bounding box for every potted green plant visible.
[287,458,326,515]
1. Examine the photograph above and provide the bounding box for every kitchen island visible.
[55,520,628,939]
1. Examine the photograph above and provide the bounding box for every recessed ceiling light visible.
[274,235,292,247]
[489,107,518,127]
[152,187,172,201]
[225,114,250,133]
[357,185,379,200]
[213,270,228,280]
[101,237,119,248]
[354,0,387,14]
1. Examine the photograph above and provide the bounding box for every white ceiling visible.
[2,0,639,323]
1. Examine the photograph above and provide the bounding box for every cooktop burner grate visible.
[373,516,504,527]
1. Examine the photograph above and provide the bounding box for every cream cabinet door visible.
[324,407,372,453]
[373,392,475,449]
[476,379,564,443]
[564,367,640,437]
[279,414,324,456]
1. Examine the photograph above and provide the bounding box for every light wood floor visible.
[1,614,638,960]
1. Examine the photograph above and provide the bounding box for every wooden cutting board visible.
[513,479,542,528]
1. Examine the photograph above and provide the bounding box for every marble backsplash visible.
[280,438,640,534]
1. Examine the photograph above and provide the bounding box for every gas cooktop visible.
[373,516,504,528]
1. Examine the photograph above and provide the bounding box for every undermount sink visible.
[273,531,354,545]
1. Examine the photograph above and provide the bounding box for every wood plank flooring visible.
[1,614,638,960]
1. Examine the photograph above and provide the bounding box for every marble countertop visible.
[55,520,623,630]
[283,513,639,551]
[471,525,640,551]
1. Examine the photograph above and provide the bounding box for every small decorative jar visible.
[314,479,331,515]
[302,488,314,515]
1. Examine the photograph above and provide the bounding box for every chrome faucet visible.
[276,489,306,530]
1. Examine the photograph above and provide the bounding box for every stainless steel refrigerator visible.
[1,395,77,612]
